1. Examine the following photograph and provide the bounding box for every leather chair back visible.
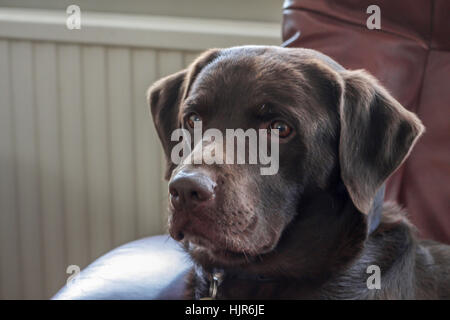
[283,0,450,244]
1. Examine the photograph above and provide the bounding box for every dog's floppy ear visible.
[338,70,424,214]
[147,49,220,179]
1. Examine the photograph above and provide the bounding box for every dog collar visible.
[200,268,277,300]
[200,269,224,300]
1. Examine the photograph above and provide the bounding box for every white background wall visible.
[0,1,281,299]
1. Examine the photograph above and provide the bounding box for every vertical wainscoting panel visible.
[155,50,185,225]
[0,40,22,300]
[106,47,137,248]
[131,49,164,238]
[34,42,66,299]
[183,51,202,66]
[58,44,90,271]
[10,41,44,299]
[82,45,113,262]
[158,50,185,75]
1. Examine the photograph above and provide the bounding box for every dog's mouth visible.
[185,235,258,264]
[169,203,283,265]
[179,217,279,265]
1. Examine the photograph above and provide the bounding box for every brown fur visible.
[148,46,450,299]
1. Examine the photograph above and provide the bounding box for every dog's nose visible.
[169,170,216,212]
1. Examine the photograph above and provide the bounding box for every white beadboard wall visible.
[0,8,280,299]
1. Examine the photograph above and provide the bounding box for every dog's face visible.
[148,46,423,269]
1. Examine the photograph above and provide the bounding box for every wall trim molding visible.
[0,7,281,50]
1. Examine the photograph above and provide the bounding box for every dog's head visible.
[148,46,423,269]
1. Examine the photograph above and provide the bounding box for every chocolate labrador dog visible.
[148,46,450,299]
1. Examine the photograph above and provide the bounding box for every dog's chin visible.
[190,243,252,265]
[181,232,277,266]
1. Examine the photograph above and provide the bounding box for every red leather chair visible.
[53,0,449,299]
[283,0,450,244]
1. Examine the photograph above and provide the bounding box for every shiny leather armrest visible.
[52,235,192,300]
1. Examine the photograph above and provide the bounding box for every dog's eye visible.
[186,113,202,129]
[269,120,292,138]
